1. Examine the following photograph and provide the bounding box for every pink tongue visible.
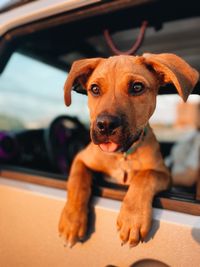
[99,142,119,153]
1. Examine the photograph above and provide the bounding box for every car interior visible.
[0,0,199,215]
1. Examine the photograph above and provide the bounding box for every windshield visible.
[0,52,89,130]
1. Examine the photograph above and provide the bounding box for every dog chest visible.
[105,154,142,185]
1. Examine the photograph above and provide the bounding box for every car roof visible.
[0,0,100,36]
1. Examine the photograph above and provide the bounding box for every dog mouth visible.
[97,129,144,153]
[99,142,119,153]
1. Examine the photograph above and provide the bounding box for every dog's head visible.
[64,54,199,153]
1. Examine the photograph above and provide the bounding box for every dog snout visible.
[96,114,121,135]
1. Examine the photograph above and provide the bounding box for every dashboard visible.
[0,115,89,175]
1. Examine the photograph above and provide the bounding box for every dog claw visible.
[63,242,73,248]
[67,243,73,248]
[79,237,85,242]
[129,242,138,248]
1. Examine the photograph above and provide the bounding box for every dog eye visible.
[90,84,101,96]
[128,82,145,96]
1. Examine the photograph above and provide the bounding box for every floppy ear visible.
[64,58,103,106]
[143,53,199,102]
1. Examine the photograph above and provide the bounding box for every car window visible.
[0,52,89,131]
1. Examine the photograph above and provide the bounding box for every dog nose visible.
[96,114,121,135]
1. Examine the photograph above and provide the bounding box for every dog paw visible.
[58,203,88,248]
[117,201,152,247]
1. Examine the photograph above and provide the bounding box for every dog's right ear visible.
[64,58,103,106]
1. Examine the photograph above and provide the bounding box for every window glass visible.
[0,52,89,131]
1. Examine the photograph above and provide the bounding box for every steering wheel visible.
[44,115,89,175]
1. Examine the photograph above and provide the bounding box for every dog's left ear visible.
[143,53,199,102]
[64,58,103,106]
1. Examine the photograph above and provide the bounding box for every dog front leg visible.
[59,155,92,248]
[117,170,171,247]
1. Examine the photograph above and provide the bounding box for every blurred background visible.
[0,0,199,181]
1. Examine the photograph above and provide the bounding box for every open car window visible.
[0,0,199,216]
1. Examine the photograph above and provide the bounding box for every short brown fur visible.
[59,53,199,247]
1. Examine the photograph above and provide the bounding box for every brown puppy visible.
[59,53,199,247]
